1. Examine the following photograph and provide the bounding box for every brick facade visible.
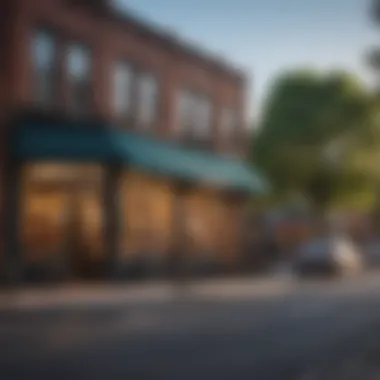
[2,0,248,153]
[0,0,251,281]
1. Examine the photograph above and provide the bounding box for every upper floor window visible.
[177,89,212,139]
[193,95,212,138]
[67,44,92,115]
[177,89,194,133]
[221,107,241,152]
[221,108,237,140]
[31,30,57,107]
[136,73,158,130]
[113,62,133,119]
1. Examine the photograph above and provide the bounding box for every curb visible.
[0,277,294,312]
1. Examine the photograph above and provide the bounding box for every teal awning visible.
[13,124,268,194]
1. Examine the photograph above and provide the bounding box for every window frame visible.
[112,60,135,122]
[177,88,195,135]
[193,93,212,139]
[177,87,213,141]
[220,107,236,137]
[220,106,241,152]
[30,26,60,109]
[135,71,159,131]
[65,42,93,116]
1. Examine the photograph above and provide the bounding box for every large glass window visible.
[193,95,212,138]
[220,107,237,140]
[31,30,57,107]
[177,89,213,139]
[177,89,194,134]
[136,72,158,129]
[220,108,242,153]
[113,62,134,119]
[21,164,105,278]
[67,44,92,115]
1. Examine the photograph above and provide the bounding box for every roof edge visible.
[67,0,247,83]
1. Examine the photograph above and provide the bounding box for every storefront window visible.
[21,164,105,279]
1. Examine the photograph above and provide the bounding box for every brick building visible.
[0,0,267,283]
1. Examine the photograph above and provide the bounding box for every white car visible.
[363,241,380,267]
[295,235,364,277]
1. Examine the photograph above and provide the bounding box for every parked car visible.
[362,241,380,267]
[294,235,364,277]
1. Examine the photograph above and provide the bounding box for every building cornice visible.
[66,0,247,84]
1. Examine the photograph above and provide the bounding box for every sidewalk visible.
[0,276,294,312]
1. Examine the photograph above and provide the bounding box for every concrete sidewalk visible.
[0,276,295,311]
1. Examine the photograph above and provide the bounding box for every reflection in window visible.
[193,96,212,138]
[221,108,237,141]
[67,44,92,115]
[32,30,57,107]
[22,164,105,269]
[177,89,194,134]
[220,108,241,151]
[113,62,133,118]
[177,89,212,139]
[136,73,158,129]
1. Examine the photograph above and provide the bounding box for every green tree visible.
[252,68,379,216]
[367,0,380,231]
[367,0,380,77]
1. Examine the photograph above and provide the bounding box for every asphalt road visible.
[1,275,380,380]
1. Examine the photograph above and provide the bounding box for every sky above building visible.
[115,0,379,120]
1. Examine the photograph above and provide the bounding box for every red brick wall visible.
[0,0,250,270]
[0,0,18,261]
[7,0,248,156]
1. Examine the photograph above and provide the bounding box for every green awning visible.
[13,124,268,194]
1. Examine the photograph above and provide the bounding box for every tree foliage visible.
[252,68,379,211]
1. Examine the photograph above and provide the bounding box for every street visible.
[1,274,380,379]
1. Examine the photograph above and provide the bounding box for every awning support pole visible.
[168,181,192,280]
[4,160,23,286]
[103,164,123,280]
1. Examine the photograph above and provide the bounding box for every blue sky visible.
[115,0,379,118]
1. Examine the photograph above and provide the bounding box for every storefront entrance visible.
[2,118,266,285]
[21,163,106,282]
